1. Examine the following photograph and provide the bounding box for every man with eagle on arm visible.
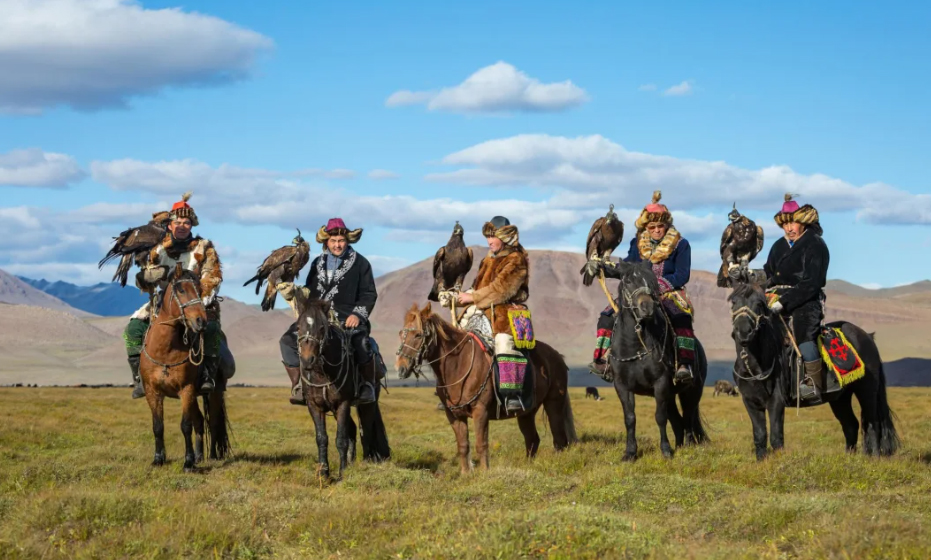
[100,193,225,399]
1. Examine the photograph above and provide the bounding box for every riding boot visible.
[128,355,145,399]
[197,356,217,396]
[588,359,613,383]
[355,360,377,405]
[674,363,694,385]
[284,362,305,405]
[800,360,824,401]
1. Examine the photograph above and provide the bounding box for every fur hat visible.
[774,193,820,229]
[634,190,673,232]
[482,216,519,246]
[169,192,198,226]
[316,217,363,244]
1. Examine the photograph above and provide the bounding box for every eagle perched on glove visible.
[580,204,624,287]
[428,221,473,302]
[717,204,764,288]
[243,230,311,311]
[98,210,172,287]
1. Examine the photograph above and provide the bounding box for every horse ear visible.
[421,301,433,317]
[173,262,184,279]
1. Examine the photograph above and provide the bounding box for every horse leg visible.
[335,402,353,479]
[179,387,198,472]
[744,398,769,461]
[517,413,541,458]
[767,396,785,454]
[445,408,471,474]
[308,405,330,479]
[614,382,638,461]
[853,384,880,456]
[667,399,685,448]
[829,390,859,453]
[472,405,491,470]
[542,396,568,451]
[653,391,673,459]
[192,396,205,464]
[147,391,166,466]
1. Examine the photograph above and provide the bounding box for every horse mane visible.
[622,262,662,296]
[727,282,767,307]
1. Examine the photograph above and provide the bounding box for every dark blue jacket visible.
[624,234,692,293]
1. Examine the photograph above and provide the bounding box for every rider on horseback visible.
[124,192,223,399]
[278,218,379,406]
[588,191,696,385]
[454,216,531,413]
[764,194,829,402]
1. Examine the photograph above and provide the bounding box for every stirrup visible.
[355,382,376,405]
[289,384,305,406]
[131,382,146,400]
[197,375,215,396]
[588,360,613,383]
[798,378,818,401]
[674,365,693,384]
[505,397,524,413]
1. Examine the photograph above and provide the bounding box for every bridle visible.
[613,279,669,363]
[730,298,776,381]
[297,307,355,397]
[142,275,206,374]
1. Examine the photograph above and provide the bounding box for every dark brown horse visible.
[396,303,577,474]
[140,266,230,472]
[296,298,390,480]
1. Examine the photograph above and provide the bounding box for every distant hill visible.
[18,277,148,317]
[0,269,95,318]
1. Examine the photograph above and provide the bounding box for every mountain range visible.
[1,251,930,386]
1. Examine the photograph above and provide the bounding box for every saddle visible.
[819,326,865,388]
[463,311,536,411]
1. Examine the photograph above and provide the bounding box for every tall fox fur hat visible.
[774,193,820,229]
[482,215,520,246]
[315,217,363,244]
[634,190,673,233]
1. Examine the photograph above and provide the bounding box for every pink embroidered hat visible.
[315,217,363,244]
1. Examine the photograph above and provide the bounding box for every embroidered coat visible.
[132,233,222,320]
[304,248,377,327]
[764,232,830,315]
[470,245,530,335]
[623,228,691,294]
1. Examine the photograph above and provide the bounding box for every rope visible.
[598,269,619,314]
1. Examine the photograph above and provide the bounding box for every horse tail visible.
[875,360,900,456]
[359,402,391,462]
[563,391,578,445]
[203,391,232,460]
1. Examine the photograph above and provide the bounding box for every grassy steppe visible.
[1,387,930,559]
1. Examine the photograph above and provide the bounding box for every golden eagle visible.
[98,210,171,287]
[243,229,311,311]
[428,221,473,301]
[718,204,764,288]
[580,204,624,286]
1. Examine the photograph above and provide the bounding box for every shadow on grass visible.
[234,452,305,465]
[395,450,445,473]
[917,451,931,465]
[579,433,625,446]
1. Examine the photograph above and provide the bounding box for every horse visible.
[606,260,709,461]
[728,283,899,460]
[139,266,231,472]
[713,380,739,397]
[396,303,577,474]
[296,298,390,480]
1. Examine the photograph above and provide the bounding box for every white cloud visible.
[385,61,588,114]
[663,80,694,97]
[0,148,86,188]
[427,134,931,224]
[638,84,657,92]
[368,169,400,180]
[0,0,273,114]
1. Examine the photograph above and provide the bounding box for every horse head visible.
[616,260,661,323]
[396,302,442,379]
[296,298,331,371]
[728,282,770,347]
[161,264,207,335]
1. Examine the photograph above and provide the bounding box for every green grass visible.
[2,387,931,559]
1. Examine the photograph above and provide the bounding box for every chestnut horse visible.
[140,266,230,471]
[396,303,577,473]
[296,298,390,480]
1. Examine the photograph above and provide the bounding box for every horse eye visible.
[413,333,422,339]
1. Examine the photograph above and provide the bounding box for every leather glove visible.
[437,290,454,308]
[769,301,783,314]
[581,258,603,279]
[276,282,296,301]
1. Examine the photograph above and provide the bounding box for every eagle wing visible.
[585,217,606,259]
[755,225,764,256]
[602,219,624,257]
[98,222,167,287]
[243,245,295,293]
[720,223,734,257]
[428,246,446,301]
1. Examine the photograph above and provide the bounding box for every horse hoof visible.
[183,466,196,473]
[195,454,204,464]
[621,453,637,462]
[662,449,674,459]
[151,454,166,467]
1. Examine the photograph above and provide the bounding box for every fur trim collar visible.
[638,227,681,263]
[316,225,363,244]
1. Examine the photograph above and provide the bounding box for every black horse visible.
[604,260,709,460]
[296,299,390,479]
[728,283,899,460]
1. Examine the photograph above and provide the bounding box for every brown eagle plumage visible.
[243,229,311,311]
[428,221,473,301]
[580,203,624,286]
[718,204,764,288]
[98,210,171,287]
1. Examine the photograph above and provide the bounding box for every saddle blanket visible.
[496,354,528,392]
[507,308,536,350]
[819,327,865,387]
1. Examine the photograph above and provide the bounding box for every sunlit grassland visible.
[1,387,930,559]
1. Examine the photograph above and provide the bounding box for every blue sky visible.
[1,0,929,302]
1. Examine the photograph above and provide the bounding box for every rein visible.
[298,317,356,399]
[612,283,672,364]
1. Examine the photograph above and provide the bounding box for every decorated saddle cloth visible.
[819,326,865,387]
[507,307,536,350]
[661,289,693,317]
[494,352,535,407]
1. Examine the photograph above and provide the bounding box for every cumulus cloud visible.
[0,148,86,188]
[427,134,931,224]
[368,169,400,180]
[663,80,694,96]
[0,0,273,114]
[385,61,588,114]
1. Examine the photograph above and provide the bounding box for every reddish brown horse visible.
[396,303,577,473]
[140,266,230,471]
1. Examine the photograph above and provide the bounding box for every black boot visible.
[128,355,145,399]
[284,362,305,405]
[674,363,693,385]
[198,356,217,396]
[588,359,613,383]
[799,360,823,401]
[355,360,376,405]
